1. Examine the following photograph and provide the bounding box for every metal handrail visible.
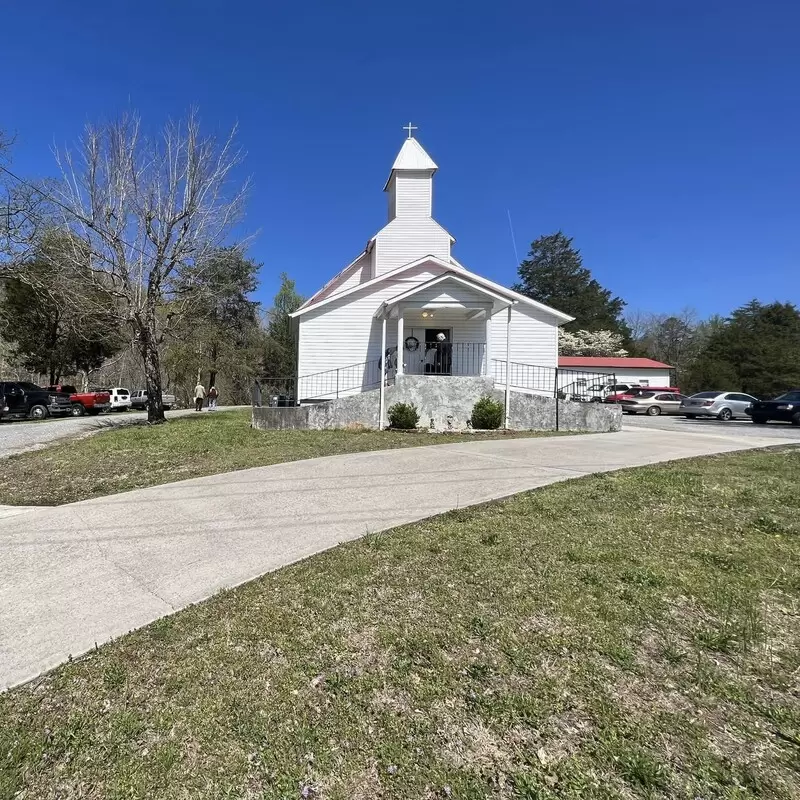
[254,357,396,405]
[491,360,617,400]
[404,341,486,376]
[254,356,616,406]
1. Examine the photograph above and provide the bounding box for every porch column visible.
[378,314,387,429]
[396,312,404,376]
[484,312,492,377]
[504,305,512,429]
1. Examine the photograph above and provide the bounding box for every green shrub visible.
[387,402,420,430]
[471,395,504,429]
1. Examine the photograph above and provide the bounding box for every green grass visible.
[0,409,565,506]
[2,448,799,799]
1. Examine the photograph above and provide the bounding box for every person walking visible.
[194,382,206,412]
[207,385,219,411]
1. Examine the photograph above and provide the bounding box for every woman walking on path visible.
[194,382,206,412]
[208,385,219,411]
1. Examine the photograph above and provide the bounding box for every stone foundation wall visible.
[252,375,621,433]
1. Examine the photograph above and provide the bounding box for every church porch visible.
[375,271,513,382]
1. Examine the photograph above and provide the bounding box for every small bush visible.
[471,395,504,429]
[387,402,419,430]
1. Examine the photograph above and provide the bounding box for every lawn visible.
[0,409,565,506]
[2,448,799,799]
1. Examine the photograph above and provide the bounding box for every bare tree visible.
[1,132,56,266]
[50,111,248,422]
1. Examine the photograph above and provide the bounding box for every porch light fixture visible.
[422,310,433,318]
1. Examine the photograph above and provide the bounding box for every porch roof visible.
[375,272,513,319]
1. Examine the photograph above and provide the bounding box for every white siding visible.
[406,281,490,305]
[392,171,433,219]
[374,217,451,276]
[490,305,559,370]
[297,263,447,395]
[561,368,672,387]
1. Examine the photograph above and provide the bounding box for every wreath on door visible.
[404,336,420,352]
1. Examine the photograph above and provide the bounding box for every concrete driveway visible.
[2,425,798,690]
[0,406,245,459]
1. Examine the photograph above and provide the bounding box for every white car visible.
[106,387,131,411]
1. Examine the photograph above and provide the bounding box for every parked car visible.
[45,384,111,417]
[130,389,177,411]
[745,390,800,425]
[605,386,681,404]
[680,391,759,421]
[0,381,72,421]
[620,391,687,416]
[95,387,132,411]
[587,383,636,402]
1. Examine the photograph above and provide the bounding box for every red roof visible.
[558,357,673,369]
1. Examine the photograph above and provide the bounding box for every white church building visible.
[290,131,577,403]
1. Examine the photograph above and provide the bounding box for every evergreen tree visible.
[0,231,122,383]
[686,301,800,397]
[262,274,304,378]
[514,232,629,337]
[164,247,262,403]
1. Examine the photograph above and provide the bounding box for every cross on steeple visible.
[403,122,418,139]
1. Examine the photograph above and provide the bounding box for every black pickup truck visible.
[0,381,73,421]
[746,390,800,425]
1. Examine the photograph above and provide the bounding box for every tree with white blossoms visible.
[559,329,628,357]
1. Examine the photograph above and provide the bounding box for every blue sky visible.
[4,0,799,318]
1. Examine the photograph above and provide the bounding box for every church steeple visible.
[384,127,438,221]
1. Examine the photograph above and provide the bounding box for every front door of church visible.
[424,328,452,375]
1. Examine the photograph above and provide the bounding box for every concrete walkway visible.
[1,426,797,690]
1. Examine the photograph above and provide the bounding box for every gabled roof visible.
[296,248,368,310]
[390,137,438,172]
[376,273,512,318]
[383,138,438,190]
[558,357,674,370]
[290,254,574,324]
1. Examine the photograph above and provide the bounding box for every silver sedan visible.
[680,391,759,421]
[620,392,687,416]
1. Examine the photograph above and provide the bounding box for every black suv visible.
[0,381,72,421]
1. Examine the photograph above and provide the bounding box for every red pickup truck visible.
[46,385,111,416]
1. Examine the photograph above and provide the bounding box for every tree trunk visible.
[209,341,218,390]
[141,335,165,423]
[137,309,166,424]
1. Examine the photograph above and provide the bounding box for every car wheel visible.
[28,404,48,421]
[752,416,767,425]
[70,403,85,417]
[717,408,732,421]
[646,405,662,416]
[685,414,697,420]
[792,412,800,426]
